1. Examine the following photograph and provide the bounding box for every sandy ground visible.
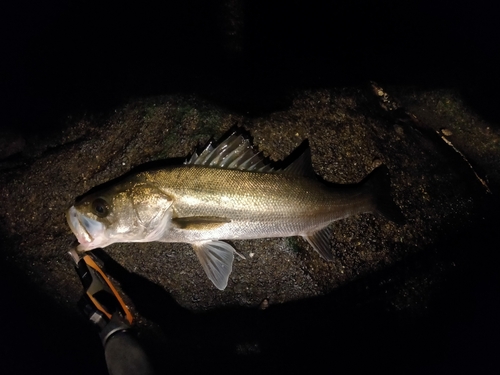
[1,85,499,374]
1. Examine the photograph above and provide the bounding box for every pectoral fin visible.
[172,216,231,230]
[302,227,334,261]
[192,240,245,290]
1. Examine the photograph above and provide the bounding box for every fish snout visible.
[66,206,104,249]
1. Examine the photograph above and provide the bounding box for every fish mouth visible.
[66,206,105,250]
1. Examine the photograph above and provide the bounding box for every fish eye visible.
[92,198,109,218]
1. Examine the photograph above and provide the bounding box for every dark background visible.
[1,1,499,374]
[1,0,499,134]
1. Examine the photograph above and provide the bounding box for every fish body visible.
[67,130,403,290]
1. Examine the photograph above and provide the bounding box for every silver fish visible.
[67,130,403,290]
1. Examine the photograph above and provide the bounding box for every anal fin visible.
[302,227,334,261]
[192,240,244,290]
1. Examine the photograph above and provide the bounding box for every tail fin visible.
[363,165,405,224]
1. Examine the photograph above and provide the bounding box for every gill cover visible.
[67,182,173,250]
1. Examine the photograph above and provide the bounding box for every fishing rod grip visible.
[104,329,156,375]
[100,313,156,375]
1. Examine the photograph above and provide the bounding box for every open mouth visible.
[66,206,104,250]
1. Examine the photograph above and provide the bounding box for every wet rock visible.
[0,85,498,374]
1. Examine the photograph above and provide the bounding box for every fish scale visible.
[139,166,368,239]
[67,129,404,290]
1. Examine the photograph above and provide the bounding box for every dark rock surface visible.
[1,1,499,374]
[2,86,499,374]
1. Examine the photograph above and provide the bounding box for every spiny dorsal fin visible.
[185,131,275,173]
[185,129,316,176]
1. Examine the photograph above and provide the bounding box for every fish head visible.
[66,180,173,251]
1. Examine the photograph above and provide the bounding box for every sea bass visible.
[67,129,404,290]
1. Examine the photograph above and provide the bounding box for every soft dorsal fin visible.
[185,131,275,173]
[283,145,315,177]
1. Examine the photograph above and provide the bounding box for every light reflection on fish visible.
[67,129,404,290]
